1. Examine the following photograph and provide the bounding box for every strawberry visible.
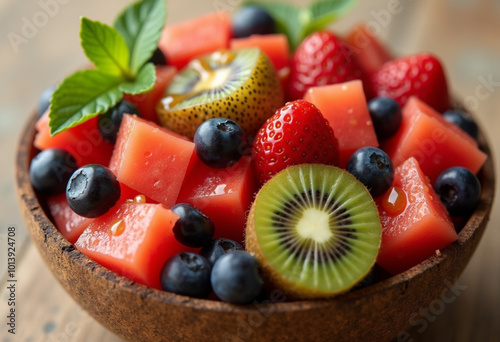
[287,30,373,101]
[252,100,339,184]
[371,53,450,113]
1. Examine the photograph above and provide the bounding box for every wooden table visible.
[1,0,499,341]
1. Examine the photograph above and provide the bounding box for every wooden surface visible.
[1,0,499,341]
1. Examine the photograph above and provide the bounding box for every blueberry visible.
[160,252,212,298]
[211,251,264,304]
[98,101,140,144]
[37,85,57,117]
[30,148,78,194]
[443,109,478,140]
[172,203,215,248]
[346,147,394,198]
[147,47,167,66]
[232,6,275,38]
[194,118,243,168]
[66,164,121,218]
[199,238,244,266]
[434,166,481,216]
[367,97,402,140]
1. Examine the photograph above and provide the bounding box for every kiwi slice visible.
[157,48,284,139]
[246,164,382,299]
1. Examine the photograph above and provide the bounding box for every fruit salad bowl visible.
[15,104,495,342]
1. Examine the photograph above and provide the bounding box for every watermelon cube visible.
[177,156,256,245]
[381,97,487,183]
[376,157,458,275]
[344,23,392,75]
[75,203,196,289]
[304,80,379,167]
[230,34,290,72]
[109,114,195,207]
[159,11,231,69]
[124,65,177,124]
[34,111,114,167]
[46,193,93,244]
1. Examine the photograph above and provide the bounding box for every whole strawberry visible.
[287,31,373,101]
[371,53,450,113]
[252,100,339,184]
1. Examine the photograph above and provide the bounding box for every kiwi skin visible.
[156,48,284,139]
[245,164,382,300]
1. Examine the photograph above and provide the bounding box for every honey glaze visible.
[160,50,237,110]
[108,218,126,237]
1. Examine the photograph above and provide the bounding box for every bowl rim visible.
[15,109,496,313]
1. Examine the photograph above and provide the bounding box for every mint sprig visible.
[49,0,166,136]
[114,0,166,74]
[244,0,358,51]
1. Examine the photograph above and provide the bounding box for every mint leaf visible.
[114,0,166,74]
[244,0,358,50]
[119,62,156,95]
[49,69,124,135]
[80,17,131,78]
[304,0,358,37]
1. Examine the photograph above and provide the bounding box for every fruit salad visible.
[30,0,487,304]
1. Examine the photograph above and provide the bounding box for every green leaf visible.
[243,0,358,50]
[114,0,166,74]
[49,69,124,135]
[80,17,131,77]
[304,0,358,37]
[119,62,156,95]
[48,0,168,136]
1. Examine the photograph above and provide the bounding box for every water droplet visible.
[381,186,407,216]
[212,184,227,196]
[133,194,146,203]
[109,218,125,237]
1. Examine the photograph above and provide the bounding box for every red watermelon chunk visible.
[230,34,290,72]
[124,66,177,124]
[46,193,93,244]
[376,157,458,275]
[109,114,195,207]
[47,181,153,244]
[159,11,231,69]
[177,156,256,245]
[303,80,379,167]
[34,111,114,167]
[75,202,195,289]
[381,97,487,183]
[345,23,392,75]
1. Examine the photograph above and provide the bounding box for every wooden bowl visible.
[15,109,495,342]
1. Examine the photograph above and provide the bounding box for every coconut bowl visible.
[15,106,495,342]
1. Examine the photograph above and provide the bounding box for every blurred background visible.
[1,0,499,341]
